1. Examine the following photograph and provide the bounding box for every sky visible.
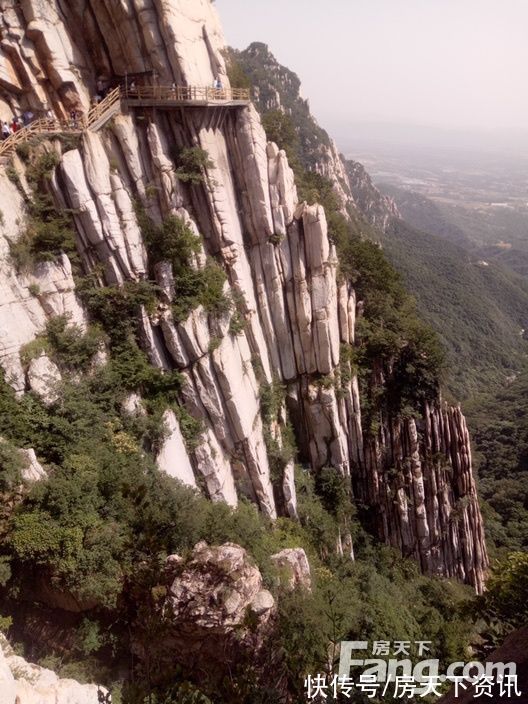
[215,0,528,146]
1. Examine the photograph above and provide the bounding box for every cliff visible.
[0,0,487,591]
[0,634,107,704]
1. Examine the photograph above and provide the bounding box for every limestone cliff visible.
[230,42,354,212]
[0,0,487,594]
[0,634,107,704]
[345,158,400,232]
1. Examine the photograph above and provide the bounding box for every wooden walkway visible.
[0,85,251,158]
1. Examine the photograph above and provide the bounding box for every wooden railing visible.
[83,86,122,129]
[0,85,251,158]
[122,85,250,103]
[0,117,80,157]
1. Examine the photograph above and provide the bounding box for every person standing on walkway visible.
[2,122,11,140]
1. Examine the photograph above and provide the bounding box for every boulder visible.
[19,448,47,483]
[166,542,275,632]
[271,548,312,591]
[26,354,61,405]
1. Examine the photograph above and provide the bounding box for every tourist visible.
[11,117,19,133]
[2,122,11,139]
[96,77,107,99]
[22,110,34,126]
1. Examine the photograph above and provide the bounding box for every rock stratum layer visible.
[0,0,487,592]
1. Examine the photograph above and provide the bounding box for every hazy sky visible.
[216,0,528,139]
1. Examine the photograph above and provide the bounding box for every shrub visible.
[174,147,214,185]
[262,111,300,164]
[5,165,21,188]
[174,407,204,451]
[223,50,251,90]
[137,210,230,322]
[0,439,24,492]
[8,149,76,271]
[19,337,50,367]
[44,315,106,371]
[77,278,159,344]
[26,151,60,185]
[15,142,31,162]
[229,311,246,336]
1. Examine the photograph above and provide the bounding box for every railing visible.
[0,117,80,157]
[122,85,251,103]
[83,86,121,129]
[0,85,251,158]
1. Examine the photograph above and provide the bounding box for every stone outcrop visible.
[133,542,277,685]
[345,159,400,232]
[166,541,275,633]
[232,42,355,213]
[0,0,488,592]
[156,408,197,489]
[0,634,106,704]
[19,447,46,482]
[26,353,61,405]
[359,402,488,593]
[271,548,312,591]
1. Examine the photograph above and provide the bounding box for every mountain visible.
[381,218,528,398]
[0,5,508,702]
[379,183,473,248]
[381,181,528,278]
[231,38,528,590]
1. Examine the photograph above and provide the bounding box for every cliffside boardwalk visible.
[0,84,251,159]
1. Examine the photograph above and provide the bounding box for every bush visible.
[476,552,528,650]
[0,439,24,492]
[26,151,60,185]
[174,147,213,185]
[137,210,230,322]
[77,278,159,344]
[8,150,76,271]
[44,315,106,370]
[223,50,251,90]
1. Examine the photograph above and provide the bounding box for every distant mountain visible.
[380,182,528,279]
[379,183,473,248]
[381,218,528,398]
[345,160,399,232]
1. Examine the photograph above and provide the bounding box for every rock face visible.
[0,0,488,591]
[345,159,400,232]
[271,548,312,591]
[358,402,488,593]
[233,42,355,213]
[26,354,61,405]
[0,634,106,704]
[166,542,275,632]
[139,542,276,683]
[19,447,47,482]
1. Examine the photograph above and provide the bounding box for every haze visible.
[216,0,528,149]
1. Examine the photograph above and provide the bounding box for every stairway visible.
[0,85,250,163]
[85,87,122,132]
